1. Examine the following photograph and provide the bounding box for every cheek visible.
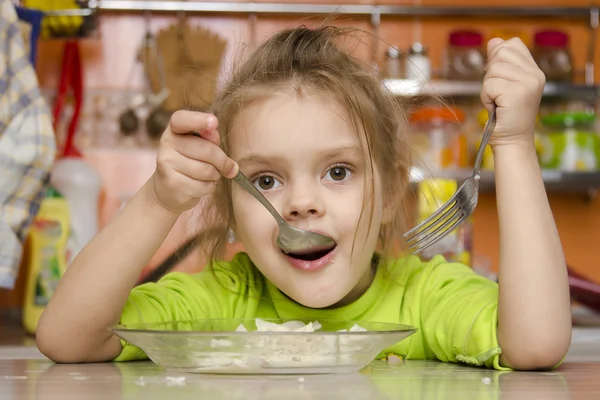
[231,191,251,234]
[344,184,384,241]
[231,189,274,243]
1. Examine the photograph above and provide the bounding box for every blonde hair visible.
[198,25,413,268]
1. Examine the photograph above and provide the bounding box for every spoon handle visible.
[231,170,286,225]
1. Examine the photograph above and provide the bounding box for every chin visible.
[284,287,350,309]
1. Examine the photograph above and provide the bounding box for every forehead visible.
[227,89,368,159]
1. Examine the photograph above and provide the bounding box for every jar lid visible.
[534,30,569,48]
[449,30,483,47]
[410,106,465,124]
[408,42,428,55]
[540,112,595,127]
[385,46,402,59]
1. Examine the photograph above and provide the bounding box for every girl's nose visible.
[282,182,325,221]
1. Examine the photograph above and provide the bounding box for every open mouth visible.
[282,244,337,261]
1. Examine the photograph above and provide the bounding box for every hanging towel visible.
[0,0,56,289]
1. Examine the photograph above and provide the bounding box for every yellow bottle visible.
[23,186,71,334]
[418,179,472,266]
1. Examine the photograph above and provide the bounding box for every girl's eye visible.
[252,175,281,191]
[325,166,352,182]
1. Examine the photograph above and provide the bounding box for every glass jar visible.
[410,106,467,171]
[444,30,486,81]
[405,42,431,82]
[538,112,599,172]
[384,46,403,79]
[532,30,573,83]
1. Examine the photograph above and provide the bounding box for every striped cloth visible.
[0,0,56,289]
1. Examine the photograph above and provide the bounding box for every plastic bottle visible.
[50,151,101,264]
[22,187,70,334]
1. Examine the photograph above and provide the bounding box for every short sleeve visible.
[418,256,509,371]
[113,253,263,362]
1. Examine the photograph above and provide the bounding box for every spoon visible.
[231,170,336,255]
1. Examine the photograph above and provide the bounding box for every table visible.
[0,336,599,400]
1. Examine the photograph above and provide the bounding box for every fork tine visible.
[404,200,461,242]
[403,198,456,238]
[411,212,467,254]
[407,206,463,249]
[403,184,464,238]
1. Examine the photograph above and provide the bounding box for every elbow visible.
[36,315,87,364]
[502,349,567,371]
[36,321,74,363]
[498,318,572,371]
[36,316,121,363]
[500,334,571,371]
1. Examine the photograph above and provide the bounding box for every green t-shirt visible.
[114,252,507,370]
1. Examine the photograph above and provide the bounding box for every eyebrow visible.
[237,145,363,168]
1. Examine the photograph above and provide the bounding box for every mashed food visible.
[192,319,369,372]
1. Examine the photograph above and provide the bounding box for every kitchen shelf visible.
[409,167,600,193]
[97,2,595,18]
[384,79,600,99]
[96,2,599,88]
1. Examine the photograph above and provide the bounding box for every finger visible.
[487,37,504,54]
[481,76,533,112]
[173,158,221,183]
[480,77,504,113]
[487,46,537,72]
[172,172,218,200]
[485,62,528,83]
[191,128,221,147]
[488,38,535,65]
[169,110,218,136]
[170,135,238,178]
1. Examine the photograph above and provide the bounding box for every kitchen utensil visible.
[118,108,139,136]
[231,170,336,255]
[52,40,83,156]
[404,108,496,254]
[111,318,417,374]
[152,19,226,112]
[117,12,151,139]
[146,107,171,139]
[138,12,170,139]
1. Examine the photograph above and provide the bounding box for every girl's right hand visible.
[150,110,238,214]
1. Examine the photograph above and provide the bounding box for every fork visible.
[404,107,497,254]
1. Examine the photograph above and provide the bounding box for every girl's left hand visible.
[481,38,546,148]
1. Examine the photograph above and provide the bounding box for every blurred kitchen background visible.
[3,0,600,330]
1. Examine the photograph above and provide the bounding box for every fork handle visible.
[231,170,286,225]
[473,107,497,178]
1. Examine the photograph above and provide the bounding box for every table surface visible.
[0,327,600,400]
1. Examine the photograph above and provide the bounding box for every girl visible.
[37,26,571,371]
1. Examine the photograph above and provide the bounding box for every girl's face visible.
[228,88,385,308]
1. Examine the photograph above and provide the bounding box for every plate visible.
[111,318,417,374]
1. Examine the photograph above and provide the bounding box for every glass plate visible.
[111,318,417,375]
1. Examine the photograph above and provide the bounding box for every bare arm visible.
[481,38,571,370]
[36,111,237,363]
[494,144,571,370]
[36,180,180,362]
